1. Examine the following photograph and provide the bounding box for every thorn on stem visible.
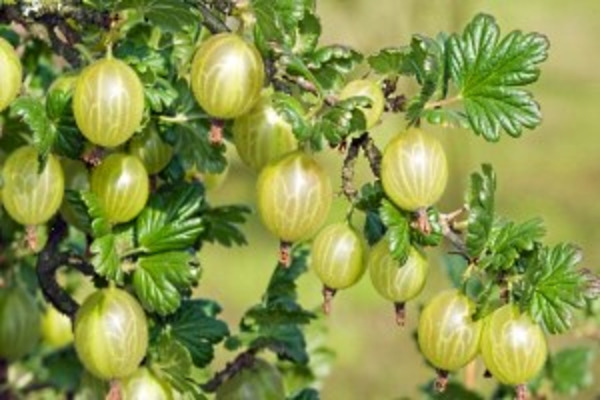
[434,369,449,393]
[322,286,337,315]
[394,302,406,326]
[278,241,292,268]
[210,119,225,145]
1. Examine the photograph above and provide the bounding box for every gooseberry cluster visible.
[0,4,595,400]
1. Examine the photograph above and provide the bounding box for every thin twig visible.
[196,1,230,33]
[201,348,258,393]
[359,134,382,178]
[341,133,368,202]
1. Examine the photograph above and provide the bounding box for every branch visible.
[359,134,382,177]
[196,1,230,34]
[341,133,369,202]
[439,208,470,260]
[36,218,97,321]
[201,348,258,393]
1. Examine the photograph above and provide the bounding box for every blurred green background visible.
[199,1,600,399]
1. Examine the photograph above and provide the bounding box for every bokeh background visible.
[199,1,600,399]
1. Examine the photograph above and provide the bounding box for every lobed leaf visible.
[117,0,199,32]
[465,164,496,259]
[447,13,550,140]
[136,183,205,253]
[10,97,56,168]
[132,251,198,315]
[198,204,250,247]
[307,45,363,90]
[547,347,595,396]
[167,299,229,368]
[379,199,410,264]
[521,243,588,334]
[80,191,111,237]
[90,234,123,283]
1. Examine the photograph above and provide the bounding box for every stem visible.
[359,135,382,178]
[464,359,477,390]
[322,286,337,315]
[434,369,449,392]
[278,241,292,268]
[424,95,462,110]
[515,384,527,400]
[106,380,122,400]
[196,1,230,34]
[394,302,406,326]
[438,210,470,260]
[209,119,225,145]
[201,348,257,393]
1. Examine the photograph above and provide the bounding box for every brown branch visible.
[201,348,258,393]
[438,208,470,260]
[359,134,382,178]
[36,218,98,321]
[195,1,230,34]
[341,133,367,202]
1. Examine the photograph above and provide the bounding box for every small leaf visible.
[136,183,205,253]
[547,347,595,395]
[316,97,368,146]
[90,234,123,283]
[367,47,413,76]
[363,210,385,246]
[150,334,206,399]
[117,0,199,32]
[466,164,496,259]
[132,252,198,315]
[447,13,550,140]
[198,204,250,247]
[80,191,111,237]
[167,299,229,368]
[42,347,83,392]
[521,243,588,334]
[379,199,410,264]
[288,388,320,400]
[10,97,56,167]
[307,45,363,90]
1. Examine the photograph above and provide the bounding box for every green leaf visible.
[288,388,320,400]
[363,210,385,246]
[80,191,111,237]
[198,204,250,247]
[10,97,56,167]
[132,252,198,315]
[150,334,206,399]
[294,11,321,55]
[251,0,315,48]
[478,217,546,271]
[167,299,229,368]
[404,35,448,123]
[447,13,549,140]
[46,88,72,121]
[90,234,123,283]
[236,248,314,364]
[42,347,83,392]
[272,92,311,143]
[466,164,496,259]
[355,181,384,211]
[316,97,368,146]
[117,0,199,32]
[547,347,595,395]
[136,183,205,253]
[367,47,413,76]
[307,45,363,91]
[409,207,443,247]
[521,243,587,334]
[379,199,410,264]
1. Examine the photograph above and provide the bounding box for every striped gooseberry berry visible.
[417,290,483,372]
[216,358,285,400]
[128,124,173,174]
[60,158,90,231]
[232,91,298,171]
[256,151,332,243]
[311,222,366,313]
[122,367,173,400]
[381,128,448,211]
[74,287,148,380]
[73,56,145,147]
[0,284,41,361]
[2,146,64,225]
[339,79,385,129]
[480,304,548,386]
[90,153,149,224]
[40,305,73,349]
[0,36,22,112]
[368,238,428,324]
[190,33,265,119]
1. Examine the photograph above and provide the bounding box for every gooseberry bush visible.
[0,1,598,399]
